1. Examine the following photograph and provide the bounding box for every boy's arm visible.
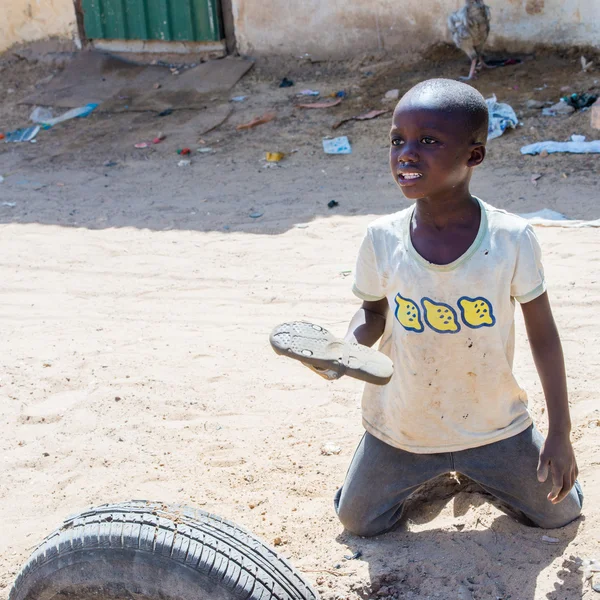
[345,299,389,346]
[521,291,578,504]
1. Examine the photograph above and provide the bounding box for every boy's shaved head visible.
[397,79,489,145]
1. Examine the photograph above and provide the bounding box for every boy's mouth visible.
[397,171,423,186]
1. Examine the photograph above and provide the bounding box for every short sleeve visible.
[510,225,546,303]
[352,228,387,301]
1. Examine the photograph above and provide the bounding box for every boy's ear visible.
[467,144,486,167]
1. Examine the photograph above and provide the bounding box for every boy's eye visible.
[391,138,404,146]
[421,137,437,145]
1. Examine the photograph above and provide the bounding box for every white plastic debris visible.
[30,107,54,123]
[486,95,518,140]
[542,100,575,116]
[518,209,600,228]
[178,159,191,167]
[321,442,342,456]
[521,137,600,155]
[519,209,569,222]
[580,558,600,593]
[322,136,352,154]
[37,103,98,127]
[384,89,400,101]
[541,535,560,543]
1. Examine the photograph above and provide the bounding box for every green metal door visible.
[82,0,222,42]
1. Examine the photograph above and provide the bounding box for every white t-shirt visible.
[353,199,546,453]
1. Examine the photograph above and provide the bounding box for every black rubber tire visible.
[9,500,319,600]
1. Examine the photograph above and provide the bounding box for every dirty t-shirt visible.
[352,199,545,453]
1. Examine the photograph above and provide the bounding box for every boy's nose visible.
[397,144,419,163]
[397,151,419,163]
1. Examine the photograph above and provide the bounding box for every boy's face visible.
[389,103,485,201]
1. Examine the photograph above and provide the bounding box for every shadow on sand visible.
[336,476,583,600]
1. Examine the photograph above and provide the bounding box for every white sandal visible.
[269,321,393,386]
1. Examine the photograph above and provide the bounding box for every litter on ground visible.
[29,107,53,123]
[4,126,40,143]
[521,136,600,155]
[486,95,518,140]
[518,209,600,227]
[323,136,352,154]
[296,98,342,109]
[581,56,594,72]
[563,92,597,110]
[333,109,389,130]
[31,103,98,127]
[542,100,575,116]
[236,112,276,130]
[541,535,560,544]
[530,173,542,186]
[321,442,342,456]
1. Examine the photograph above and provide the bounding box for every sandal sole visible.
[269,321,393,386]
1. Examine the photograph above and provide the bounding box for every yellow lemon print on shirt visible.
[394,294,424,333]
[458,296,496,329]
[421,298,461,334]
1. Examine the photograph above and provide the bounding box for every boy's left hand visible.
[537,432,579,504]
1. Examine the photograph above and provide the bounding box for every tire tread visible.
[10,501,317,600]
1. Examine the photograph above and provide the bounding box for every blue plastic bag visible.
[486,95,518,141]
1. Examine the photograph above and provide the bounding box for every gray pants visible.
[335,425,583,536]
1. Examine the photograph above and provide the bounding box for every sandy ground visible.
[0,46,599,600]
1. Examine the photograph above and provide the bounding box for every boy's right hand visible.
[303,363,343,380]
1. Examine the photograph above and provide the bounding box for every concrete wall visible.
[0,0,77,53]
[1,0,597,58]
[231,0,600,58]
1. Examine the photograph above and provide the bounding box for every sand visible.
[0,47,599,600]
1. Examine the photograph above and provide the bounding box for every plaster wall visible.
[0,0,77,53]
[231,0,600,58]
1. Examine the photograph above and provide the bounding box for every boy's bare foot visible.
[269,321,394,386]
